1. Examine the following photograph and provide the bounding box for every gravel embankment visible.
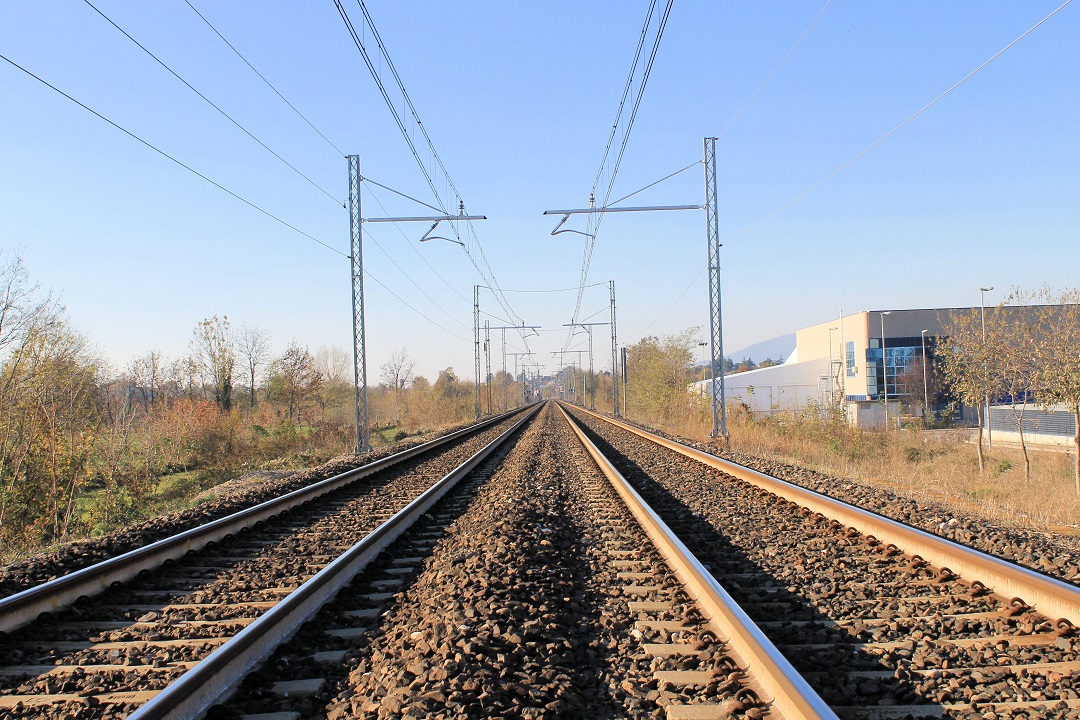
[573,409,1080,718]
[0,419,490,599]
[227,404,757,719]
[615,414,1080,584]
[0,416,527,719]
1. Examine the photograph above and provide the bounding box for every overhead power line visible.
[82,0,343,206]
[717,0,833,139]
[365,270,469,342]
[626,0,1075,343]
[0,52,345,258]
[183,0,345,157]
[730,0,1074,244]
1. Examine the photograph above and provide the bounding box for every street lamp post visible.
[881,311,892,430]
[980,286,993,448]
[921,329,930,428]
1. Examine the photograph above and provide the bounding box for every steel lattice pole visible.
[347,155,370,453]
[484,320,492,414]
[704,137,728,439]
[610,280,619,417]
[587,326,595,410]
[473,285,481,420]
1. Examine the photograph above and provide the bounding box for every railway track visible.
[566,404,1080,719]
[2,400,1079,718]
[0,406,535,718]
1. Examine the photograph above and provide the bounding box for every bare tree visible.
[380,348,415,392]
[192,316,235,412]
[994,292,1041,481]
[129,349,164,412]
[379,348,416,424]
[314,345,351,422]
[272,341,321,427]
[237,324,272,409]
[939,310,1005,473]
[315,344,350,385]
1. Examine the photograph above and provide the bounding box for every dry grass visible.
[629,398,1080,535]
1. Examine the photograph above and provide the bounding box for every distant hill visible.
[725,333,796,365]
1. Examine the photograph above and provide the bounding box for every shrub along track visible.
[0,424,481,600]
[217,401,765,720]
[568,405,1080,720]
[0,412,528,719]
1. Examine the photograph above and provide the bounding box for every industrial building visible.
[693,308,989,427]
[694,306,1077,438]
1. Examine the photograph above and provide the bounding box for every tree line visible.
[0,253,485,560]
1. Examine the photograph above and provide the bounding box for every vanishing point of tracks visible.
[2,401,1079,719]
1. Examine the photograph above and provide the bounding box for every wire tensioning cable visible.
[0,52,346,258]
[607,159,701,207]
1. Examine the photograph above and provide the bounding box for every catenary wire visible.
[728,0,1074,245]
[82,0,343,206]
[591,0,657,195]
[0,52,345,258]
[567,0,674,347]
[183,0,346,157]
[335,0,527,338]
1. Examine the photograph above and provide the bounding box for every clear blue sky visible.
[2,1,1077,381]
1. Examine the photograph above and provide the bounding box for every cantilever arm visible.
[549,213,596,239]
[419,220,442,242]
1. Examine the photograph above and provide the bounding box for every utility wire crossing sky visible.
[0,1,1076,381]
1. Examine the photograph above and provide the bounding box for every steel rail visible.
[570,405,1080,627]
[558,403,837,720]
[128,402,542,720]
[0,406,530,634]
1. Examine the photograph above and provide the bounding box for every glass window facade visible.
[845,341,855,377]
[865,337,923,400]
